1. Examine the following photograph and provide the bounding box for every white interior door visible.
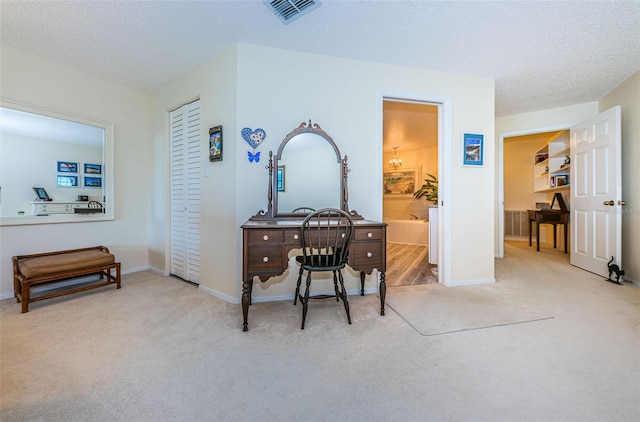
[570,106,622,276]
[170,100,201,283]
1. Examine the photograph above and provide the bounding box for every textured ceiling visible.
[1,0,638,117]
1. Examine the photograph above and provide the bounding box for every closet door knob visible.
[618,200,626,206]
[603,200,614,206]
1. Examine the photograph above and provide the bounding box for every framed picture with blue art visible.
[84,176,102,188]
[57,161,78,173]
[57,175,78,187]
[209,125,223,162]
[463,133,484,166]
[84,163,102,174]
[277,165,285,192]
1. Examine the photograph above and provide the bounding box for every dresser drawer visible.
[353,227,384,241]
[247,245,283,271]
[284,229,303,245]
[350,242,383,268]
[248,230,284,244]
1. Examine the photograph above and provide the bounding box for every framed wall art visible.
[383,169,416,195]
[57,161,78,173]
[84,176,102,188]
[277,165,285,192]
[463,133,484,166]
[209,125,223,162]
[84,163,102,174]
[57,175,78,187]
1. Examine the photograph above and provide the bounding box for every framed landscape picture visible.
[463,133,484,166]
[383,169,416,195]
[84,163,102,174]
[57,161,78,173]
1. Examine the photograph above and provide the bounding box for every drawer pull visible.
[367,252,373,258]
[294,234,299,240]
[367,232,373,238]
[341,233,345,238]
[263,235,269,241]
[263,256,269,263]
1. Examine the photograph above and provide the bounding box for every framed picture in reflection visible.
[277,166,285,192]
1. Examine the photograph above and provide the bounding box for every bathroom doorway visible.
[382,98,439,287]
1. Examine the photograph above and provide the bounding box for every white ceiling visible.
[1,0,638,117]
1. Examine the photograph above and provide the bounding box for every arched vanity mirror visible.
[252,120,359,220]
[0,100,114,226]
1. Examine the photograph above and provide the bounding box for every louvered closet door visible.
[170,100,201,283]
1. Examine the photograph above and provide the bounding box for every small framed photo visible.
[463,133,484,166]
[84,176,102,188]
[383,169,417,195]
[277,165,285,192]
[57,161,78,173]
[209,125,223,162]
[84,163,102,174]
[57,175,78,187]
[555,175,568,187]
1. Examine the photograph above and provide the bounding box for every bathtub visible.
[384,218,429,246]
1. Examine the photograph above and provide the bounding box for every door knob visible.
[603,200,614,206]
[618,200,626,206]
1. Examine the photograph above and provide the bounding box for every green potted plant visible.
[414,173,438,204]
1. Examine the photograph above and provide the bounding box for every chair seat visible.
[295,254,346,272]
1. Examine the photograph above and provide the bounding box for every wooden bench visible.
[12,246,121,313]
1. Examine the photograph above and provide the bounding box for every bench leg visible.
[21,283,30,313]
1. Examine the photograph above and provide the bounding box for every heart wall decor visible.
[241,127,266,163]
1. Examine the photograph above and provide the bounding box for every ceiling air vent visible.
[264,0,321,25]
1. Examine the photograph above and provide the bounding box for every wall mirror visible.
[0,99,114,226]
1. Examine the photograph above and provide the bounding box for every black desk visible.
[528,209,569,253]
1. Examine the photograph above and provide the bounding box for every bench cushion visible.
[18,250,115,278]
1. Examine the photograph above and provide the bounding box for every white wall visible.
[599,70,640,283]
[148,45,239,300]
[0,45,151,298]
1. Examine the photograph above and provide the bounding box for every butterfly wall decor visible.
[241,127,266,163]
[247,151,261,162]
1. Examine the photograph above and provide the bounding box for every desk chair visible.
[292,207,315,214]
[293,208,354,329]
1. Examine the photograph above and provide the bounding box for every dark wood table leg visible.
[242,279,253,331]
[529,219,533,247]
[536,221,540,251]
[359,271,365,296]
[553,224,557,248]
[379,271,386,316]
[563,222,568,254]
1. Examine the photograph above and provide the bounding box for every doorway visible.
[382,98,439,287]
[503,130,571,258]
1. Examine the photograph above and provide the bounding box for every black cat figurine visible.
[606,256,625,285]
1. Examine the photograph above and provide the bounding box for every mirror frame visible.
[0,99,115,226]
[251,120,360,220]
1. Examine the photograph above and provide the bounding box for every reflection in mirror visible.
[0,100,114,225]
[276,133,341,213]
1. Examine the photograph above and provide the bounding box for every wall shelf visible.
[533,132,570,192]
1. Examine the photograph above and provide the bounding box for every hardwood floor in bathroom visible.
[386,242,437,287]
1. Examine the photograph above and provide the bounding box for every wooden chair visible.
[291,206,315,214]
[293,208,354,329]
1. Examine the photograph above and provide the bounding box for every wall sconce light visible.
[389,146,402,169]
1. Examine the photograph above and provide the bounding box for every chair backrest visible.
[292,207,316,214]
[300,208,354,271]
